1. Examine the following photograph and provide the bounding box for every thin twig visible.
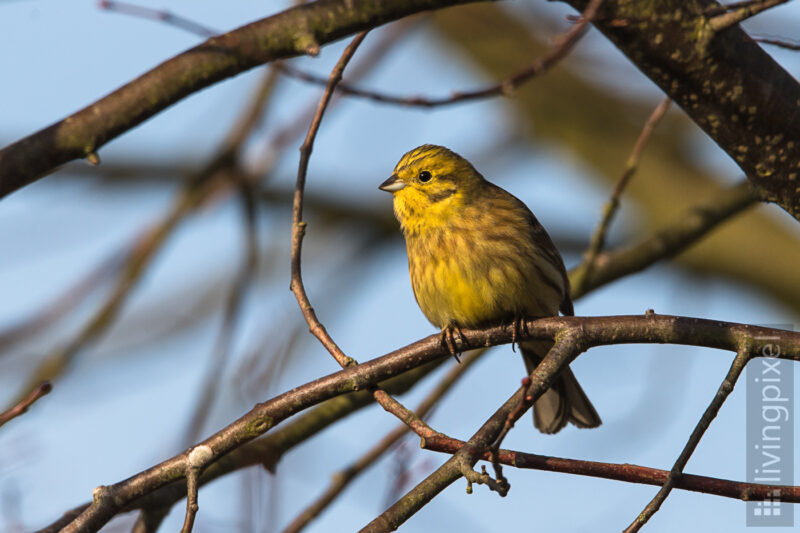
[288,29,441,444]
[421,435,800,503]
[624,347,752,532]
[0,381,52,428]
[283,350,484,533]
[486,376,534,484]
[754,35,800,50]
[574,97,671,294]
[278,0,603,109]
[99,0,216,37]
[570,181,756,299]
[289,32,368,367]
[180,445,212,533]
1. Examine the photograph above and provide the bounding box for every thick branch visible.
[564,0,800,220]
[0,0,484,198]
[44,314,800,532]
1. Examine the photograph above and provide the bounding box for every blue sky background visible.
[1,1,800,532]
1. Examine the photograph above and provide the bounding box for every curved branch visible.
[51,314,800,532]
[0,0,483,198]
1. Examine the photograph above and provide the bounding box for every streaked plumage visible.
[380,145,600,433]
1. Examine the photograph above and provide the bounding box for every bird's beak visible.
[379,174,405,193]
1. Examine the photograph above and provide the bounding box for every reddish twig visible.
[421,435,800,503]
[0,381,52,428]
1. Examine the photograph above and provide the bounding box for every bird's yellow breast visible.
[402,207,558,330]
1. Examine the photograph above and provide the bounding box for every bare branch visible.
[562,0,800,220]
[421,435,800,503]
[709,0,790,32]
[37,314,800,532]
[624,347,752,532]
[276,0,602,108]
[755,35,800,50]
[570,181,756,299]
[0,0,485,198]
[363,315,799,532]
[574,96,671,294]
[284,350,484,533]
[290,31,367,368]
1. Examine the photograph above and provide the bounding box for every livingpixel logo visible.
[746,329,795,527]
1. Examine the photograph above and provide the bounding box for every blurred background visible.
[1,1,800,531]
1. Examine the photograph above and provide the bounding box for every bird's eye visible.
[418,171,432,183]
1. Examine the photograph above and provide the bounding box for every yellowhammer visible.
[379,144,601,434]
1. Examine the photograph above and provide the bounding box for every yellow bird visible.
[379,144,600,433]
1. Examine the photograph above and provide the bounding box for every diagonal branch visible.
[570,180,755,299]
[284,349,484,533]
[574,96,671,294]
[563,0,800,220]
[36,315,800,532]
[0,381,52,429]
[0,0,485,198]
[624,346,752,532]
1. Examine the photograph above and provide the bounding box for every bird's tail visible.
[520,340,601,434]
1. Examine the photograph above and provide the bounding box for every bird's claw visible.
[511,316,528,352]
[440,324,467,363]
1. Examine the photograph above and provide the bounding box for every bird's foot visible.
[440,324,467,363]
[510,315,529,353]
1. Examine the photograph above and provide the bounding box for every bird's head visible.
[379,145,485,231]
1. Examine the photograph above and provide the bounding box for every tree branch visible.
[283,350,483,533]
[0,381,52,428]
[0,0,485,198]
[624,346,752,531]
[570,180,755,299]
[421,435,800,503]
[574,96,671,294]
[277,0,601,108]
[39,314,800,532]
[563,0,800,220]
